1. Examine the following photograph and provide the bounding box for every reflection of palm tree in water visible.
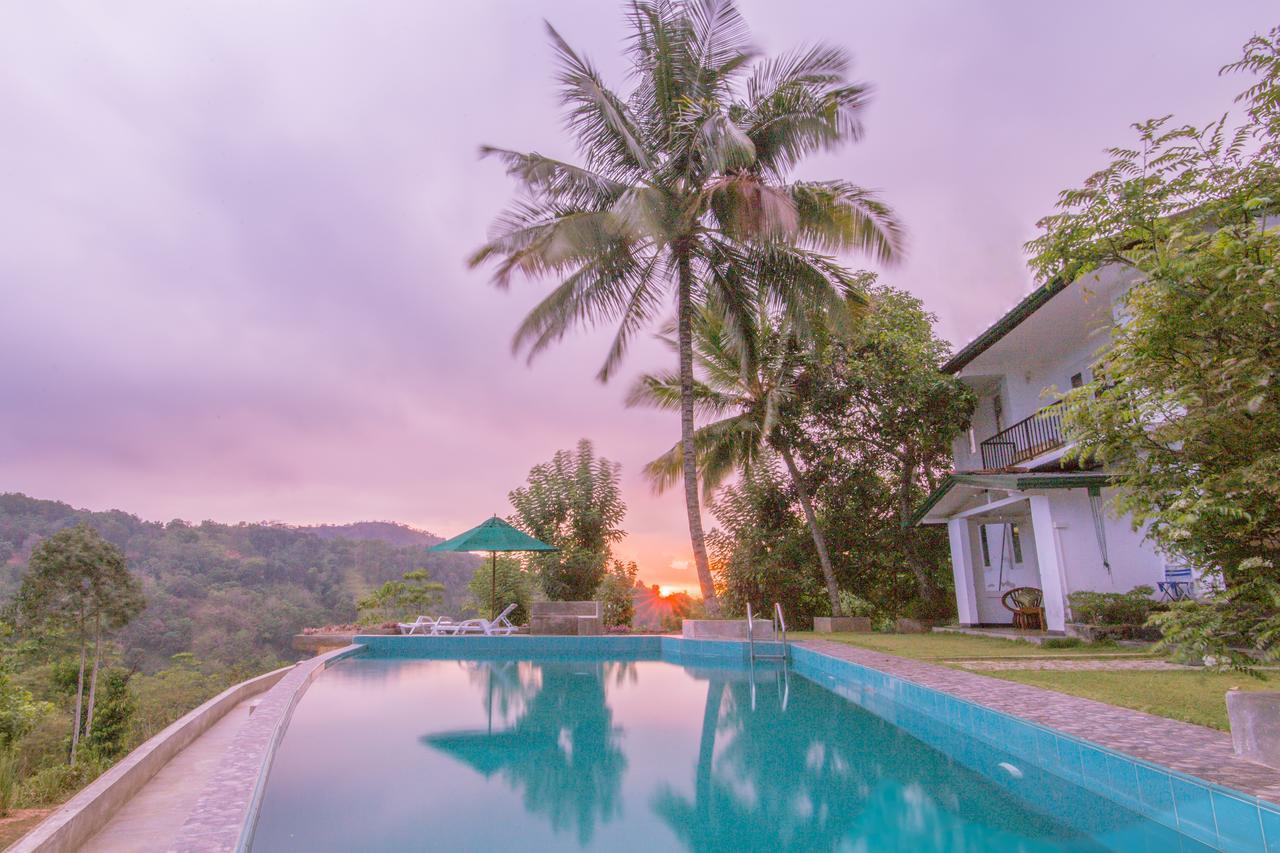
[425,661,630,845]
[655,671,1091,852]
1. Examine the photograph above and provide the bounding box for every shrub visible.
[837,591,880,618]
[1148,577,1280,673]
[0,750,19,817]
[17,754,108,808]
[1040,637,1085,649]
[1067,586,1157,626]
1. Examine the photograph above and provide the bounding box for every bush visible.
[1149,578,1280,672]
[837,591,880,618]
[0,750,19,817]
[598,560,638,629]
[465,558,533,624]
[1040,637,1085,649]
[17,754,108,808]
[1067,586,1157,626]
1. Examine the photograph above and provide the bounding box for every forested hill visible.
[0,493,480,670]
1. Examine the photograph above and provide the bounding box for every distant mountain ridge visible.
[302,521,444,548]
[0,492,479,670]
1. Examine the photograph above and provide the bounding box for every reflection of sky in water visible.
[250,657,1207,852]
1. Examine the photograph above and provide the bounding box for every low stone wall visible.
[681,619,775,641]
[10,665,293,853]
[813,616,871,633]
[529,601,603,635]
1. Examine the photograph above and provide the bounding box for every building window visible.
[1010,524,1023,563]
[979,526,991,567]
[1070,372,1085,389]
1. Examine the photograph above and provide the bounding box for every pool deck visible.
[77,697,257,853]
[798,639,1280,806]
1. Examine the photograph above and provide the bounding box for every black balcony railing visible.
[980,401,1065,469]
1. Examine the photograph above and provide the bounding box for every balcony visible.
[979,401,1066,469]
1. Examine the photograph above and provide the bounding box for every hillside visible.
[0,493,480,670]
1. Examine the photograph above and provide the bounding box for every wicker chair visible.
[1001,587,1046,631]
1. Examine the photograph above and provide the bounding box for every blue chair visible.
[1157,566,1195,601]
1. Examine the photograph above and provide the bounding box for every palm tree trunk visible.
[85,612,102,738]
[695,678,724,821]
[676,247,720,616]
[780,445,843,617]
[70,611,86,766]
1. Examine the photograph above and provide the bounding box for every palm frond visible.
[641,413,760,498]
[479,147,629,208]
[789,180,905,263]
[547,22,654,177]
[743,44,870,176]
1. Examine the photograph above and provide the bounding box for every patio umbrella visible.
[429,516,557,619]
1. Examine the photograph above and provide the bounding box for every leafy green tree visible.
[80,669,134,761]
[16,524,144,765]
[707,462,830,623]
[1027,27,1280,668]
[356,569,446,626]
[791,286,974,612]
[465,557,535,625]
[471,0,903,614]
[598,559,638,629]
[509,440,626,600]
[628,287,868,616]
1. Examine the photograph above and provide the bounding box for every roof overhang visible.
[911,472,1112,526]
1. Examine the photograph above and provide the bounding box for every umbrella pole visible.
[491,551,497,621]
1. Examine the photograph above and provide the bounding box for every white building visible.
[914,266,1176,633]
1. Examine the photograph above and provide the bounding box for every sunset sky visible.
[2,1,1274,593]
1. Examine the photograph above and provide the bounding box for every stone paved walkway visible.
[953,658,1192,671]
[798,639,1280,805]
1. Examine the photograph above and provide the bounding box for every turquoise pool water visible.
[249,652,1211,851]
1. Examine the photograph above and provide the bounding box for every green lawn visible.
[986,669,1271,731]
[795,631,1270,730]
[794,631,1155,660]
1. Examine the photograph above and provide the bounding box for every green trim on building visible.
[942,276,1069,375]
[909,471,1113,526]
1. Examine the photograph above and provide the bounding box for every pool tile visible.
[1135,764,1177,828]
[1056,737,1083,781]
[1212,790,1265,852]
[1171,778,1218,847]
[1261,802,1280,852]
[1105,753,1140,808]
[1079,744,1111,793]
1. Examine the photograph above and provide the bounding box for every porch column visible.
[1028,495,1067,632]
[947,519,980,626]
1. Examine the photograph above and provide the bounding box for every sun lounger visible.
[397,616,454,635]
[451,603,520,636]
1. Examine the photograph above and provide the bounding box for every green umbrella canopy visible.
[429,516,556,620]
[428,516,557,554]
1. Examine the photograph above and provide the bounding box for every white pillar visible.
[947,519,981,626]
[1028,494,1068,632]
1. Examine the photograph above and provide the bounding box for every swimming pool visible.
[246,639,1237,851]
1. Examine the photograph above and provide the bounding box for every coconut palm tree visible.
[626,299,850,616]
[470,0,902,614]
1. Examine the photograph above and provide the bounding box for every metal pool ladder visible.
[746,602,790,664]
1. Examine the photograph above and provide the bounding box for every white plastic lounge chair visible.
[397,616,452,635]
[452,603,520,636]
